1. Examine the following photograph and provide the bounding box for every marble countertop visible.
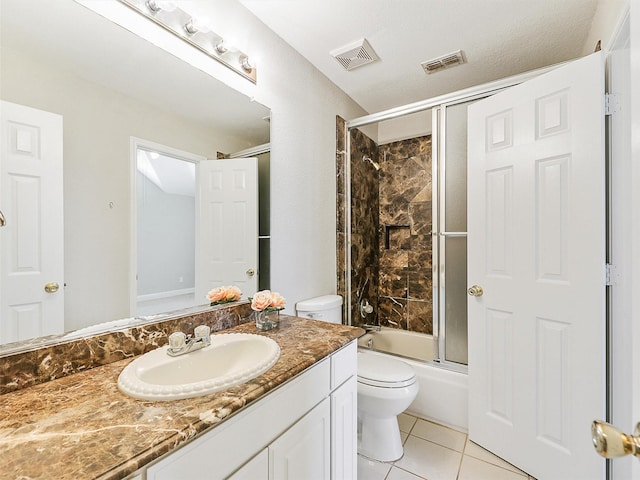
[0,316,363,480]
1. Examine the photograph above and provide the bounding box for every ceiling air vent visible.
[331,38,379,71]
[420,50,466,74]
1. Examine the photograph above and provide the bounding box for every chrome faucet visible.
[167,325,211,357]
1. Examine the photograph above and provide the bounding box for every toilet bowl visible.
[295,295,419,462]
[357,351,419,462]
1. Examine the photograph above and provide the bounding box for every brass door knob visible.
[246,268,255,277]
[467,285,483,297]
[44,282,59,293]
[592,420,640,458]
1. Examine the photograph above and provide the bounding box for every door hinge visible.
[605,264,618,286]
[605,93,620,116]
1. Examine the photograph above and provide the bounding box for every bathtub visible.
[358,328,469,431]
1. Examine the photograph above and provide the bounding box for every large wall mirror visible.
[0,0,270,352]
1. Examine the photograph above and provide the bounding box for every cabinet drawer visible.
[331,340,357,389]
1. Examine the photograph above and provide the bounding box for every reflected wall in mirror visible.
[0,0,270,349]
[135,144,199,317]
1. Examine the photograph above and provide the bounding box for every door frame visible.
[630,3,640,478]
[129,137,205,316]
[608,4,640,479]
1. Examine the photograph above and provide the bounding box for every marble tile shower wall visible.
[348,128,381,326]
[335,120,433,334]
[378,136,433,334]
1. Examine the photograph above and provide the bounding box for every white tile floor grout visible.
[358,413,538,480]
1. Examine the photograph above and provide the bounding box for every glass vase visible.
[255,310,280,331]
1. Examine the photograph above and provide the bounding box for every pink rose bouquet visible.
[207,285,242,306]
[250,290,286,312]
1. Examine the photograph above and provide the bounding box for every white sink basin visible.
[118,333,280,401]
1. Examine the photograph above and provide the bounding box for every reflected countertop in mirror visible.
[0,0,270,349]
[0,303,211,357]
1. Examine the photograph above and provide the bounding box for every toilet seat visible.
[357,352,416,388]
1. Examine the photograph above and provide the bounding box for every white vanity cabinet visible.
[143,340,357,480]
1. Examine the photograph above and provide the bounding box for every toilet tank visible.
[295,295,343,324]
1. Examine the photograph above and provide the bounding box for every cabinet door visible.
[228,449,268,480]
[331,376,357,480]
[270,398,330,480]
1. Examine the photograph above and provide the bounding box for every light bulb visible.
[240,56,254,73]
[184,19,198,34]
[215,40,228,55]
[145,0,176,13]
[145,0,161,12]
[184,17,210,35]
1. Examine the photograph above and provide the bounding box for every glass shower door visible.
[433,98,484,366]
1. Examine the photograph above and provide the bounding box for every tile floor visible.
[358,413,537,480]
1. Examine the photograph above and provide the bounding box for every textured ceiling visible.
[238,0,600,113]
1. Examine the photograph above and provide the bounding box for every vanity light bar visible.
[117,0,257,83]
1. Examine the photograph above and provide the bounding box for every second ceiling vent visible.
[420,50,466,74]
[331,38,379,71]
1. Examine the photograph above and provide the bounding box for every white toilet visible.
[296,295,419,463]
[356,350,418,461]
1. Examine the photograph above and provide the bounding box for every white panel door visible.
[197,158,258,301]
[467,52,605,480]
[0,101,64,343]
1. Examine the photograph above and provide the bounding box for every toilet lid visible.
[357,352,416,388]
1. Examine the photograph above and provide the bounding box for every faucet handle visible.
[360,299,374,317]
[168,331,187,349]
[193,325,211,345]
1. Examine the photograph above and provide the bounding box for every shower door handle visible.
[592,420,640,458]
[467,285,483,297]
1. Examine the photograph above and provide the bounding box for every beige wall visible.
[171,0,369,312]
[582,0,629,53]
